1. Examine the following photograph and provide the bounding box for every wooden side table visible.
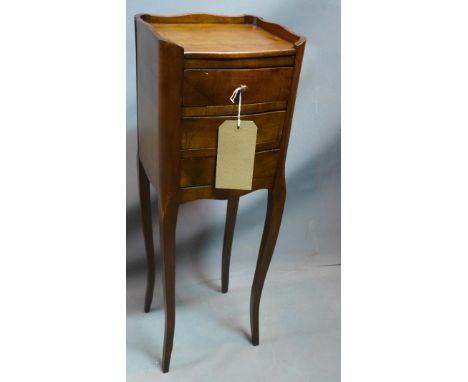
[135,13,305,372]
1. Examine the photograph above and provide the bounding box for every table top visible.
[149,23,295,57]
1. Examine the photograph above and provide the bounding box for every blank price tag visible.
[215,120,258,190]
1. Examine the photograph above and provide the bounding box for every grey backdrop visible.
[127,1,340,380]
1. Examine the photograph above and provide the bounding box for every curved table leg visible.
[138,158,156,313]
[250,185,286,346]
[159,200,179,373]
[221,197,239,293]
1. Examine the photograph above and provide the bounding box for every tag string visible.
[230,85,246,129]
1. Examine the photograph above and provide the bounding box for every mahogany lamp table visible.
[135,13,306,373]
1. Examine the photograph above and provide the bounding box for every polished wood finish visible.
[221,197,239,293]
[138,158,156,313]
[180,149,280,188]
[182,101,287,117]
[158,199,178,373]
[135,15,184,374]
[149,23,295,58]
[135,16,184,208]
[250,185,286,345]
[181,111,285,154]
[183,67,293,107]
[184,56,294,69]
[135,13,305,372]
[178,178,275,204]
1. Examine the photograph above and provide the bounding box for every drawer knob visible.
[230,84,248,103]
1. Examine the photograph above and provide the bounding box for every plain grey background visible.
[127,1,340,381]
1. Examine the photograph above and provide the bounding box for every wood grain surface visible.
[135,13,306,373]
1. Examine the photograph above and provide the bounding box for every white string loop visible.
[230,86,245,129]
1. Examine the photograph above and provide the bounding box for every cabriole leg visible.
[221,197,239,293]
[250,185,286,346]
[138,158,156,313]
[159,200,179,373]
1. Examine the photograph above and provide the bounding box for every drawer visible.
[181,111,286,157]
[180,149,280,188]
[183,67,293,108]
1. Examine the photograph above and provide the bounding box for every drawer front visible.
[181,111,286,155]
[180,149,280,188]
[183,67,293,107]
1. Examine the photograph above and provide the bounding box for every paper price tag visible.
[215,120,258,190]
